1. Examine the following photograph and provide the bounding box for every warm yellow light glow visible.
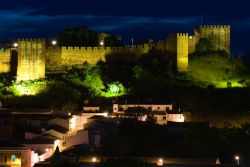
[52,40,57,45]
[92,157,97,162]
[157,158,163,166]
[99,41,104,46]
[13,43,18,48]
[235,155,240,165]
[54,140,60,150]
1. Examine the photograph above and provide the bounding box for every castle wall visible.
[0,49,11,73]
[17,39,46,81]
[0,25,231,79]
[45,44,150,68]
[166,33,189,72]
[177,33,188,72]
[46,46,62,71]
[188,34,200,54]
[166,34,177,53]
[195,25,230,54]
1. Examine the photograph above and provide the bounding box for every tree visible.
[104,35,122,46]
[57,27,99,46]
[83,65,105,96]
[196,39,214,55]
[52,146,61,167]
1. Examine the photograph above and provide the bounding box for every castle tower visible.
[177,33,189,72]
[16,38,46,81]
[195,25,230,54]
[166,33,189,72]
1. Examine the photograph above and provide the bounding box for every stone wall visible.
[46,44,150,69]
[195,25,230,54]
[177,33,189,72]
[17,39,46,81]
[0,49,11,73]
[166,33,189,72]
[0,25,231,80]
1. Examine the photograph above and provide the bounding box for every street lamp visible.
[51,40,57,46]
[13,43,18,48]
[99,41,104,46]
[92,157,96,163]
[157,158,163,166]
[235,155,240,166]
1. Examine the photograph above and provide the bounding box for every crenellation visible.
[0,25,231,78]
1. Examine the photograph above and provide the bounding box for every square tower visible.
[17,39,45,81]
[195,25,230,54]
[166,33,189,72]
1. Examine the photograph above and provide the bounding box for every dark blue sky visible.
[0,0,250,53]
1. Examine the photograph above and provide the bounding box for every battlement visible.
[198,25,230,29]
[177,33,188,37]
[60,44,150,51]
[18,38,45,42]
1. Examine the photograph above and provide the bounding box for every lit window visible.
[11,155,16,162]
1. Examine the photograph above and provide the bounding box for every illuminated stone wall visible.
[177,33,189,72]
[166,33,189,72]
[0,25,231,79]
[17,39,46,81]
[188,33,200,54]
[195,25,230,54]
[45,46,62,71]
[0,49,11,73]
[46,44,150,68]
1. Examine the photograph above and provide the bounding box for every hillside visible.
[0,52,250,121]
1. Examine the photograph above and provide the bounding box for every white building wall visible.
[167,114,185,122]
[22,144,54,154]
[113,104,173,113]
[64,130,89,148]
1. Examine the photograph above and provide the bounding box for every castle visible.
[0,25,230,81]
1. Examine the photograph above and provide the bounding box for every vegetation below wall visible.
[0,51,250,123]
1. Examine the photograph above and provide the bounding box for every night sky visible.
[0,0,250,54]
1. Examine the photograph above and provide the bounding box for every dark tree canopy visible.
[57,27,122,47]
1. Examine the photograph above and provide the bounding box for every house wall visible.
[64,130,89,148]
[113,104,173,113]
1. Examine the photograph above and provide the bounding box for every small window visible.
[158,107,160,110]
[4,155,8,163]
[11,155,16,162]
[163,116,166,120]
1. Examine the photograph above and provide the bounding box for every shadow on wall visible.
[10,50,18,76]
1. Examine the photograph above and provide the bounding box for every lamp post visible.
[99,41,104,46]
[157,158,163,166]
[13,43,18,48]
[92,157,96,163]
[51,40,57,46]
[235,155,240,166]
